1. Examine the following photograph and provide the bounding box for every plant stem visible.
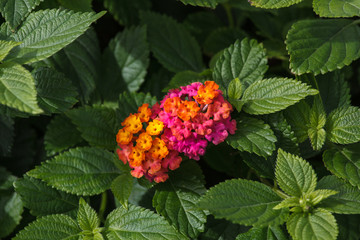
[99,191,107,223]
[273,188,290,199]
[223,3,234,28]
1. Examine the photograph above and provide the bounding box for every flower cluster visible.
[116,81,236,183]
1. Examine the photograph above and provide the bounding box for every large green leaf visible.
[140,11,204,73]
[101,26,149,100]
[48,28,100,103]
[78,198,100,231]
[313,0,360,17]
[66,106,118,150]
[226,116,277,157]
[287,209,338,240]
[14,175,78,216]
[213,38,268,93]
[0,63,42,114]
[0,115,14,155]
[0,40,20,61]
[33,67,78,114]
[325,106,360,144]
[317,175,360,214]
[28,147,120,196]
[0,0,43,30]
[44,114,83,156]
[323,144,360,189]
[4,9,105,64]
[198,179,289,226]
[249,0,303,8]
[153,160,207,239]
[105,204,187,240]
[13,214,81,240]
[242,78,318,115]
[104,0,150,26]
[276,149,317,197]
[286,19,360,75]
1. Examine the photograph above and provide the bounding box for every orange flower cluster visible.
[116,103,182,183]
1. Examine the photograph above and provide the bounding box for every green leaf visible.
[228,78,243,100]
[13,214,81,240]
[286,19,360,75]
[140,11,204,73]
[78,198,100,231]
[0,40,20,61]
[44,114,83,156]
[111,173,133,208]
[226,116,277,157]
[250,0,304,8]
[0,63,42,114]
[105,204,188,240]
[163,70,206,92]
[5,9,105,64]
[213,38,268,94]
[178,0,219,8]
[317,175,360,214]
[0,0,43,30]
[0,115,14,155]
[101,26,149,100]
[242,78,318,115]
[104,0,151,26]
[33,67,78,114]
[276,149,317,197]
[308,98,327,151]
[66,106,118,150]
[323,144,360,189]
[325,106,360,144]
[14,175,78,216]
[200,217,244,240]
[28,147,120,196]
[48,28,100,103]
[198,179,289,227]
[287,209,338,240]
[313,0,360,17]
[58,0,92,11]
[117,91,157,121]
[240,152,275,179]
[236,225,289,240]
[273,197,300,210]
[153,160,207,239]
[284,100,311,143]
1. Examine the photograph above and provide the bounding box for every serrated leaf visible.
[249,0,303,8]
[273,197,299,210]
[153,160,206,238]
[13,214,81,240]
[28,147,120,196]
[66,106,118,150]
[313,0,360,17]
[0,0,43,30]
[14,175,78,216]
[4,9,105,64]
[236,225,289,240]
[228,78,243,100]
[308,98,327,151]
[44,114,83,156]
[226,116,277,157]
[0,63,42,114]
[78,198,100,231]
[287,209,338,240]
[0,40,20,61]
[286,19,360,75]
[33,67,78,114]
[163,71,206,92]
[140,11,204,73]
[325,106,360,144]
[308,189,338,206]
[48,28,100,103]
[111,173,133,208]
[58,0,92,11]
[105,204,188,240]
[213,38,268,94]
[284,100,311,143]
[178,0,219,8]
[242,78,318,115]
[101,26,149,100]
[198,179,289,227]
[276,149,317,197]
[0,115,14,155]
[317,175,360,214]
[104,0,151,26]
[117,91,157,121]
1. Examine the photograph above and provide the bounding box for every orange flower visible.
[137,103,152,122]
[121,114,142,133]
[146,119,164,135]
[149,138,168,160]
[194,81,219,105]
[116,129,133,145]
[177,100,200,121]
[136,132,152,151]
[129,146,145,167]
[164,97,181,116]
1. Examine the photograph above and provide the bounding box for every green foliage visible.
[28,147,121,196]
[111,173,133,208]
[284,101,312,143]
[0,40,20,60]
[250,0,303,9]
[0,114,14,155]
[77,199,102,238]
[236,225,288,240]
[308,98,327,150]
[179,0,219,8]
[313,0,360,17]
[117,91,157,120]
